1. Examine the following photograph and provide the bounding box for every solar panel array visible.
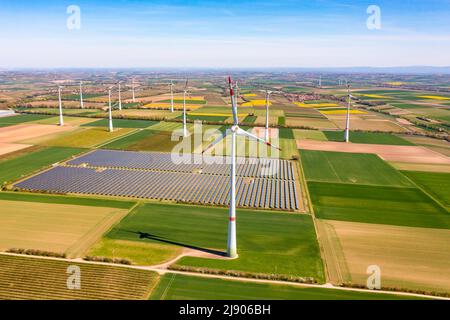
[15,150,299,211]
[68,150,294,180]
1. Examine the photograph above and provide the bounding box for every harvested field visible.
[317,220,450,294]
[113,109,180,119]
[286,117,338,129]
[330,119,407,132]
[0,124,74,144]
[389,162,450,173]
[297,140,450,164]
[0,254,158,300]
[0,143,31,156]
[0,200,129,257]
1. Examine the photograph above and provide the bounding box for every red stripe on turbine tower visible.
[230,217,236,222]
[228,76,234,97]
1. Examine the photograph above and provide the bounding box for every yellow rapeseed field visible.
[418,95,450,101]
[294,102,339,108]
[386,82,405,86]
[360,94,386,99]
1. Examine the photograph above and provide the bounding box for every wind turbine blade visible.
[236,127,282,151]
[202,130,229,154]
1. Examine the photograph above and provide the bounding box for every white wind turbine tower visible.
[182,79,189,137]
[79,81,84,109]
[108,85,114,132]
[203,77,281,258]
[169,80,175,113]
[58,85,64,126]
[264,90,272,142]
[319,75,322,87]
[118,81,122,111]
[344,83,353,143]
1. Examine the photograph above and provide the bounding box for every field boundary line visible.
[397,169,449,212]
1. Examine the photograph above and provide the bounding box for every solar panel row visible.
[67,150,295,180]
[15,166,299,211]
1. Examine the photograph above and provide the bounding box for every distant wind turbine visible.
[203,76,281,258]
[58,85,64,126]
[169,80,175,113]
[118,82,122,111]
[131,78,136,103]
[108,86,114,132]
[79,81,84,109]
[182,79,189,137]
[345,83,353,143]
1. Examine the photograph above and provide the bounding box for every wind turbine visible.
[118,81,122,111]
[182,79,189,137]
[169,80,175,113]
[108,86,114,132]
[319,75,322,88]
[203,77,281,258]
[58,85,64,126]
[79,81,84,109]
[344,83,354,143]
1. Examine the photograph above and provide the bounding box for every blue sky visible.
[0,0,449,68]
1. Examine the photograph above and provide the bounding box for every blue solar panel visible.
[15,150,299,211]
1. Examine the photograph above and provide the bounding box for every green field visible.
[0,254,157,300]
[323,131,414,146]
[101,129,154,150]
[0,147,84,184]
[103,203,325,282]
[242,115,257,124]
[309,181,450,229]
[300,150,414,187]
[0,192,135,209]
[37,127,135,148]
[402,171,450,208]
[278,128,295,139]
[0,114,53,126]
[82,118,157,128]
[149,274,420,300]
[117,130,185,152]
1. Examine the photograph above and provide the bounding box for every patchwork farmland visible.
[1,69,450,301]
